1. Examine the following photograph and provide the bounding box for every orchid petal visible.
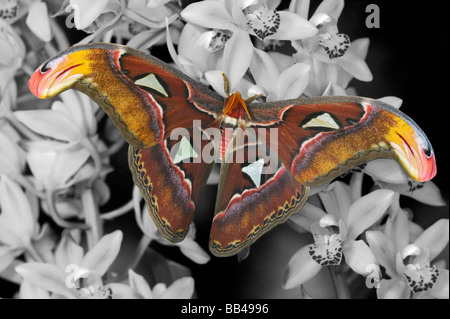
[389,209,411,254]
[268,51,295,72]
[223,29,253,90]
[414,219,449,261]
[234,76,255,100]
[343,240,377,276]
[267,11,317,40]
[25,149,56,191]
[0,176,35,246]
[319,214,339,228]
[338,218,348,239]
[107,283,138,299]
[160,277,195,299]
[181,1,236,31]
[0,80,17,116]
[26,1,52,42]
[14,110,80,142]
[409,221,424,243]
[152,283,167,299]
[0,131,25,177]
[250,48,279,97]
[55,232,84,270]
[378,180,446,207]
[0,259,22,284]
[267,0,282,10]
[377,278,411,299]
[401,243,422,260]
[377,96,403,109]
[349,37,370,60]
[178,240,211,264]
[0,25,25,75]
[227,0,249,28]
[347,189,394,240]
[19,280,52,299]
[348,173,363,202]
[15,262,71,298]
[177,55,206,82]
[308,12,331,29]
[289,0,311,18]
[276,63,310,101]
[58,91,97,136]
[196,30,230,53]
[283,245,322,289]
[366,231,396,277]
[81,231,122,276]
[178,24,211,71]
[247,85,268,99]
[322,82,347,96]
[0,247,16,274]
[312,0,344,20]
[319,181,351,222]
[0,221,23,249]
[289,202,326,232]
[128,0,171,21]
[426,269,449,299]
[336,49,373,82]
[141,207,159,238]
[70,0,110,30]
[33,223,56,264]
[365,159,409,184]
[395,252,406,275]
[128,269,153,299]
[27,146,90,190]
[51,147,90,188]
[146,0,172,8]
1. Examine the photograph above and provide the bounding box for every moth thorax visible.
[223,92,251,120]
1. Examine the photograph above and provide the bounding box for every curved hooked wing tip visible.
[28,42,224,150]
[343,99,437,183]
[28,48,91,99]
[344,99,437,183]
[273,96,437,186]
[29,43,133,99]
[27,43,166,149]
[385,104,437,182]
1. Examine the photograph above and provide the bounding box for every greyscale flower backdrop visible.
[0,0,448,299]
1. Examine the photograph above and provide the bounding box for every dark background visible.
[1,0,448,299]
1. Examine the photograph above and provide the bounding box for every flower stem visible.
[329,266,351,299]
[128,235,153,271]
[14,175,45,199]
[82,187,103,248]
[100,138,125,158]
[50,18,70,51]
[80,138,102,185]
[76,0,126,45]
[7,115,41,141]
[46,190,88,229]
[123,8,178,29]
[101,199,134,220]
[44,42,58,58]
